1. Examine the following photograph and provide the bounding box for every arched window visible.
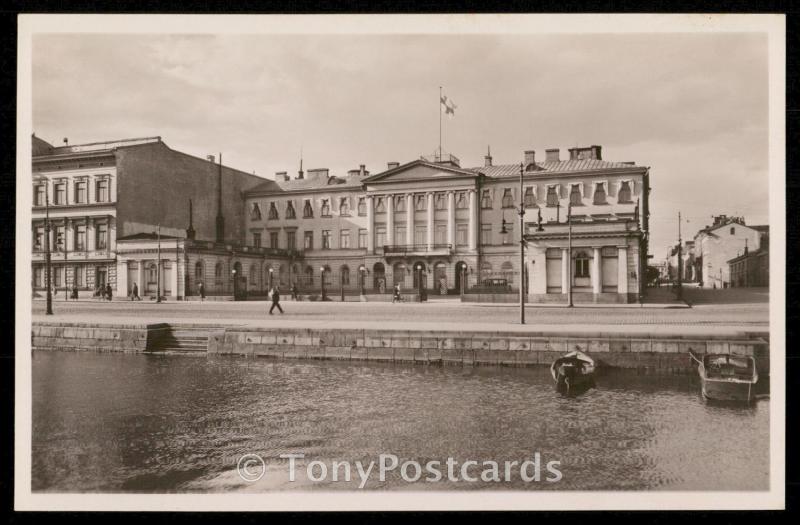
[340,265,350,285]
[322,265,332,286]
[250,263,259,289]
[195,260,204,281]
[393,263,406,286]
[593,183,607,205]
[618,181,632,203]
[574,251,590,278]
[569,185,582,206]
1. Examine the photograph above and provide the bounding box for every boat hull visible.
[702,378,755,403]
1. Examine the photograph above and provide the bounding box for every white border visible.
[15,13,786,511]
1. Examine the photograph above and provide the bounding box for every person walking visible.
[198,281,205,301]
[392,283,401,303]
[291,283,299,301]
[131,281,141,301]
[269,286,284,314]
[105,283,113,301]
[71,284,79,300]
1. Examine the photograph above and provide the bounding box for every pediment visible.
[364,161,477,184]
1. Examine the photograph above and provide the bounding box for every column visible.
[593,247,602,294]
[117,260,128,297]
[426,192,434,250]
[468,190,477,251]
[386,194,394,246]
[406,194,413,245]
[138,259,145,295]
[447,191,455,247]
[366,196,374,253]
[561,248,569,293]
[617,246,629,295]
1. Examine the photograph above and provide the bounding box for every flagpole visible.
[438,86,442,161]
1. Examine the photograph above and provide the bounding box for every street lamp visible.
[415,263,423,302]
[269,267,274,290]
[358,265,366,296]
[232,268,237,299]
[458,261,468,300]
[320,266,326,300]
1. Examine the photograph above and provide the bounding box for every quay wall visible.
[31,322,770,375]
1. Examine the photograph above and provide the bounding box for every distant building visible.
[728,229,769,287]
[693,215,768,289]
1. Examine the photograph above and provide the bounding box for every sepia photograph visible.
[15,13,785,511]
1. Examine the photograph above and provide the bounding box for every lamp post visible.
[458,261,468,300]
[677,211,683,301]
[269,267,274,290]
[415,263,423,302]
[358,265,366,296]
[320,266,326,300]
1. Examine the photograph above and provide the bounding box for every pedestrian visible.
[105,283,113,301]
[71,284,78,300]
[392,283,401,303]
[291,283,299,301]
[131,281,141,301]
[269,286,284,314]
[198,281,205,301]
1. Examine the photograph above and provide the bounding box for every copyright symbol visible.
[237,453,266,482]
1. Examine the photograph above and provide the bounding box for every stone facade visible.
[693,216,768,289]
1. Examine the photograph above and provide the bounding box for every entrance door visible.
[96,267,107,290]
[127,263,138,295]
[434,263,447,294]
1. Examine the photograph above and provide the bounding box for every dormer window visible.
[501,188,514,208]
[618,181,632,203]
[303,199,314,218]
[250,203,262,220]
[269,202,280,220]
[286,201,296,219]
[339,197,350,216]
[321,199,331,217]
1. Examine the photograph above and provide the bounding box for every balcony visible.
[381,244,453,257]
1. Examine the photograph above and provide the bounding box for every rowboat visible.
[689,351,759,403]
[551,350,596,394]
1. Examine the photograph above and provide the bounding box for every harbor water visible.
[32,351,769,492]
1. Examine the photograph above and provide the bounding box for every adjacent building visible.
[728,227,769,288]
[693,215,768,289]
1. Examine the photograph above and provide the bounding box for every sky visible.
[31,31,770,258]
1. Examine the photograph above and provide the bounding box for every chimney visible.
[545,148,560,162]
[484,146,493,167]
[524,150,536,167]
[348,169,360,177]
[387,162,400,170]
[359,164,366,177]
[297,156,304,179]
[207,154,215,163]
[568,145,602,161]
[275,171,290,182]
[307,168,329,180]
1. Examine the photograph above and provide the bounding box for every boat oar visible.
[688,349,703,365]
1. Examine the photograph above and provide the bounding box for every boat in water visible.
[689,351,759,403]
[551,350,596,394]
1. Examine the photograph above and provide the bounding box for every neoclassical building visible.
[245,145,651,303]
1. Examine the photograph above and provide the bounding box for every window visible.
[435,224,447,244]
[303,200,314,218]
[95,179,109,202]
[375,226,386,247]
[74,265,83,287]
[215,262,224,279]
[340,266,350,285]
[546,186,559,207]
[96,223,107,250]
[593,183,607,205]
[321,199,331,217]
[304,266,314,285]
[286,231,296,251]
[269,231,279,249]
[480,190,492,209]
[502,221,513,245]
[456,192,468,209]
[524,187,536,208]
[195,261,204,281]
[358,197,366,216]
[502,188,514,208]
[569,185,582,206]
[574,251,590,278]
[339,197,350,216]
[456,223,468,246]
[481,224,492,245]
[74,225,86,251]
[304,231,314,250]
[267,202,279,220]
[730,227,736,235]
[252,232,261,248]
[34,185,45,206]
[414,225,426,245]
[54,225,65,251]
[34,267,43,287]
[618,181,632,203]
[375,197,385,213]
[435,193,446,210]
[323,266,332,286]
[74,180,87,204]
[358,228,368,248]
[322,230,331,249]
[54,182,66,205]
[286,201,296,219]
[392,195,403,212]
[249,203,262,221]
[53,266,62,287]
[33,226,44,251]
[415,194,426,211]
[395,225,406,244]
[340,229,351,249]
